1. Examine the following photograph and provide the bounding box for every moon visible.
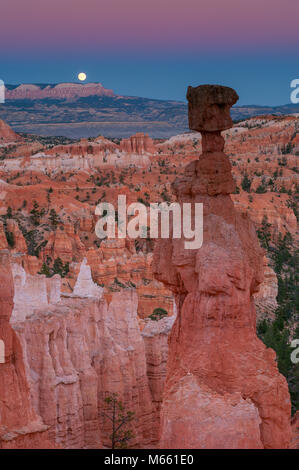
[78,72,87,81]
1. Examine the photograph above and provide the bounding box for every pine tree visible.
[30,200,40,226]
[53,257,64,276]
[257,215,271,250]
[39,262,51,277]
[49,208,59,226]
[102,393,135,449]
[241,173,252,192]
[6,206,13,218]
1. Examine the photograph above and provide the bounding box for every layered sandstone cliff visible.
[120,133,155,154]
[6,257,171,448]
[0,251,53,448]
[253,256,278,320]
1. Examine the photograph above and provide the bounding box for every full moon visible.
[78,72,87,81]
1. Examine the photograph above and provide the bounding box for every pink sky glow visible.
[1,0,298,54]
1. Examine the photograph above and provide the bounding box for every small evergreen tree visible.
[53,257,64,276]
[6,206,13,218]
[257,228,298,413]
[149,308,168,321]
[49,208,59,226]
[52,258,69,277]
[5,231,15,248]
[39,262,51,277]
[241,173,252,192]
[257,215,271,250]
[102,393,135,449]
[62,261,69,277]
[30,200,40,226]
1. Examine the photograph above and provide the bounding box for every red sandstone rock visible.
[21,255,42,275]
[0,222,8,250]
[41,226,85,263]
[0,251,173,448]
[187,84,239,132]
[137,280,175,319]
[0,108,296,449]
[153,85,292,449]
[11,277,159,448]
[254,256,278,320]
[1,140,151,173]
[0,250,54,448]
[6,219,27,253]
[0,119,22,143]
[141,314,176,432]
[120,133,155,154]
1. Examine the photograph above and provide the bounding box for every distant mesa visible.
[5,82,114,100]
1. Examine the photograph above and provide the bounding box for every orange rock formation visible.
[153,85,292,449]
[0,251,54,448]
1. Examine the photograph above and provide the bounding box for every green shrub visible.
[149,308,168,321]
[241,173,252,192]
[5,231,15,248]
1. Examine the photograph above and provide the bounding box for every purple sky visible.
[0,0,298,104]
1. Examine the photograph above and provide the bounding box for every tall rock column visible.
[0,250,52,448]
[153,85,291,449]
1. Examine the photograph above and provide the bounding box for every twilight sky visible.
[0,0,298,105]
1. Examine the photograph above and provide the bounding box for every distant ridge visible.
[1,83,298,138]
[5,84,58,90]
[5,82,114,100]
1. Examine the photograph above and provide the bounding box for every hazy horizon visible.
[3,80,299,108]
